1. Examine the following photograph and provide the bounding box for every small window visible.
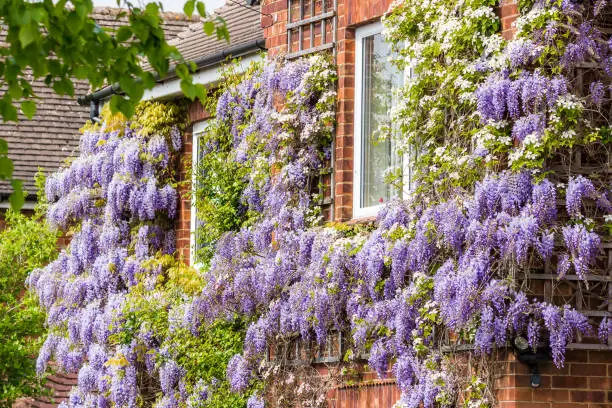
[353,21,409,218]
[190,120,210,267]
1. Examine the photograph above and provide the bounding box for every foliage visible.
[383,0,502,198]
[0,172,58,407]
[191,63,260,264]
[29,99,254,408]
[0,0,228,209]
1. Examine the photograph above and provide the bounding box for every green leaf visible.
[109,95,135,119]
[203,21,215,36]
[215,18,230,42]
[119,76,144,101]
[0,156,14,179]
[194,84,207,104]
[175,64,189,78]
[196,2,206,16]
[183,0,196,16]
[18,23,39,47]
[20,101,36,119]
[130,20,150,42]
[180,80,197,100]
[0,139,8,155]
[9,180,24,211]
[0,99,18,122]
[52,78,74,96]
[116,26,133,42]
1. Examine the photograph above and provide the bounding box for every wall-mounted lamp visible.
[246,0,261,5]
[513,336,549,388]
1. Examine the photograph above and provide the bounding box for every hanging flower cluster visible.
[28,102,185,408]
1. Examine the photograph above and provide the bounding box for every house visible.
[58,0,611,406]
[80,0,266,264]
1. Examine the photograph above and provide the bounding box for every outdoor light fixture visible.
[246,0,261,5]
[512,336,550,388]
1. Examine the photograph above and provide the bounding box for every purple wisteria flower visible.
[560,224,601,281]
[247,394,265,408]
[226,355,251,392]
[566,175,595,218]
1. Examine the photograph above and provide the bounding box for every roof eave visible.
[77,38,267,114]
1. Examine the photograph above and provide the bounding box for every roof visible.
[168,1,263,64]
[0,8,200,198]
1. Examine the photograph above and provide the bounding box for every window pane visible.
[361,33,403,208]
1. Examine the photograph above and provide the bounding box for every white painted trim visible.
[353,22,413,219]
[143,53,263,101]
[190,120,210,269]
[353,21,386,220]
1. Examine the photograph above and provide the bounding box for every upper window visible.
[353,22,408,218]
[190,119,210,267]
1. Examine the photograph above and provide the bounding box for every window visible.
[353,21,409,218]
[190,119,210,267]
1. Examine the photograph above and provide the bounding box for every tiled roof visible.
[0,7,200,197]
[168,1,263,63]
[92,7,202,41]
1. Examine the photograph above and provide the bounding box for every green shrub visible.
[0,178,58,407]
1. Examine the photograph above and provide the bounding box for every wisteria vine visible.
[184,0,610,406]
[28,102,187,407]
[28,0,612,405]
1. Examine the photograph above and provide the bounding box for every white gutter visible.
[143,53,263,101]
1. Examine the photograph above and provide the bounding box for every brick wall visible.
[176,126,192,266]
[499,0,519,40]
[495,350,612,407]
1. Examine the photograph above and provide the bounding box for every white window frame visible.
[353,21,412,219]
[190,119,210,268]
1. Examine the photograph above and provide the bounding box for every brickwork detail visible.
[176,128,193,266]
[495,350,612,407]
[499,0,519,40]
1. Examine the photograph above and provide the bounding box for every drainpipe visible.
[77,38,267,120]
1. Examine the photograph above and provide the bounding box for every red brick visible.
[533,389,569,402]
[571,390,606,403]
[571,363,607,376]
[565,350,589,363]
[589,351,612,364]
[335,182,352,195]
[589,377,610,390]
[552,375,588,388]
[499,3,518,17]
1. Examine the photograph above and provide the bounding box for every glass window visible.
[190,120,210,267]
[354,22,406,218]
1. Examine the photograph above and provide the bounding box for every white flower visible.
[561,129,576,139]
[523,132,541,146]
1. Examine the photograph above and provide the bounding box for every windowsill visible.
[346,215,377,226]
